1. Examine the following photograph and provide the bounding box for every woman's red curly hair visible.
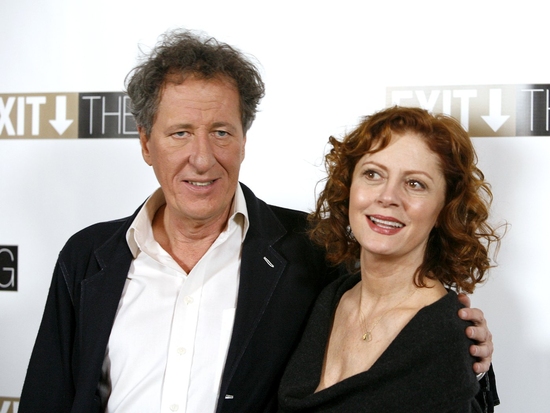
[309,106,501,293]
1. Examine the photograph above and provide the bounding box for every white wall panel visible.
[1,1,547,411]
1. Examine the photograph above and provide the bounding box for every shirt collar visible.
[126,185,249,259]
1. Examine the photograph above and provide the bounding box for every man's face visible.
[140,75,246,229]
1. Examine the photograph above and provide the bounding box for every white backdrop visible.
[1,1,549,412]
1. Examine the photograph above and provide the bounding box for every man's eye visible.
[215,130,229,137]
[173,131,189,138]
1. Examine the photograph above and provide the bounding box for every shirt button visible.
[177,347,186,355]
[169,404,179,411]
[184,296,194,305]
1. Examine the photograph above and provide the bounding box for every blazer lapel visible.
[219,183,288,398]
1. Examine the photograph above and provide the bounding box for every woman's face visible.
[349,132,446,265]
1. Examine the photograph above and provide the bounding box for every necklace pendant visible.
[362,332,372,341]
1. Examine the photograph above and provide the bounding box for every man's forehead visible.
[163,71,238,91]
[155,72,243,128]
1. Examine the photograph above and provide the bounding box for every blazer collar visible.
[78,207,139,368]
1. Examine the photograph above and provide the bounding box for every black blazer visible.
[19,183,337,413]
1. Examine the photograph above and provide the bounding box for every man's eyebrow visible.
[211,121,238,130]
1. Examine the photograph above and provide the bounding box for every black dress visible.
[278,273,482,413]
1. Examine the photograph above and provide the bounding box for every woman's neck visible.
[358,255,418,296]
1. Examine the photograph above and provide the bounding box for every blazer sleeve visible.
[19,256,79,413]
[475,365,500,412]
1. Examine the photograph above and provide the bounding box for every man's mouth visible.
[187,180,215,187]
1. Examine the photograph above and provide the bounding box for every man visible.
[19,29,497,413]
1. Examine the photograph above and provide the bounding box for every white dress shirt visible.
[99,186,248,413]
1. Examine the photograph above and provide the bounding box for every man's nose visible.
[189,133,216,172]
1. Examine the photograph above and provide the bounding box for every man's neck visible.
[151,204,230,273]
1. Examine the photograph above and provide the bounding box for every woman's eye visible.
[364,170,380,180]
[407,180,426,190]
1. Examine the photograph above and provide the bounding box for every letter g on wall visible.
[0,246,17,291]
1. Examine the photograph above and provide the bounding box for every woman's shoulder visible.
[397,290,477,374]
[417,290,469,325]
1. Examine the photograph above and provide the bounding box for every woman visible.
[278,106,502,412]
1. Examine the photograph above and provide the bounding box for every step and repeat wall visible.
[1,1,548,412]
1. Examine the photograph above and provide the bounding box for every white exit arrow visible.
[481,89,509,132]
[49,95,74,135]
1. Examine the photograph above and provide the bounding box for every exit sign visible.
[0,92,138,139]
[387,84,550,137]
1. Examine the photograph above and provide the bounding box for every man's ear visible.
[139,127,152,166]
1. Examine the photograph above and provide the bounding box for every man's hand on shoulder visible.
[457,293,493,375]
